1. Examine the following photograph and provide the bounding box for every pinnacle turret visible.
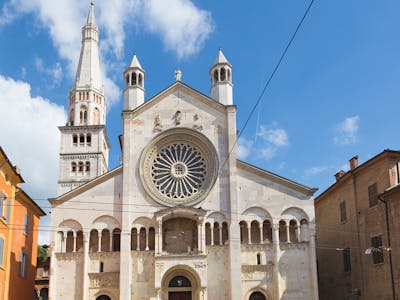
[210,49,233,105]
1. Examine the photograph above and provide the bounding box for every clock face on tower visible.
[140,128,218,206]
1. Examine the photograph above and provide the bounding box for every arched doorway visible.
[96,295,111,300]
[249,291,266,300]
[168,275,192,300]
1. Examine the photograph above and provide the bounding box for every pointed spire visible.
[87,1,96,25]
[129,53,143,69]
[214,48,229,64]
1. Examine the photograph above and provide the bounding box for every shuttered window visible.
[0,237,4,266]
[0,192,4,217]
[5,200,10,223]
[23,214,29,234]
[371,235,384,264]
[340,201,347,222]
[368,183,378,207]
[343,247,351,272]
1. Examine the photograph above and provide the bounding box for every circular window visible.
[140,128,218,206]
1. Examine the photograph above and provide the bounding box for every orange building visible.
[0,147,45,299]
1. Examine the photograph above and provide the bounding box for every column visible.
[145,228,149,251]
[158,221,163,254]
[296,223,301,242]
[82,233,89,300]
[309,225,319,300]
[247,223,251,244]
[98,232,102,252]
[110,230,113,252]
[219,225,223,246]
[198,222,202,251]
[156,288,161,300]
[48,242,57,300]
[62,232,67,253]
[259,225,263,244]
[73,231,77,252]
[210,223,214,246]
[272,223,281,299]
[201,221,206,252]
[136,227,140,251]
[286,221,291,243]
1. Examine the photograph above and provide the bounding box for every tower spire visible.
[210,49,233,105]
[87,1,96,25]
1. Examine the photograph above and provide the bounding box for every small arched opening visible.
[101,229,110,252]
[249,291,266,300]
[96,296,111,300]
[131,228,138,250]
[112,228,121,252]
[239,221,248,244]
[251,221,260,244]
[279,220,287,242]
[289,220,298,242]
[263,220,272,243]
[89,229,99,252]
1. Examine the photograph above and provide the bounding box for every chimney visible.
[335,170,346,182]
[349,156,359,170]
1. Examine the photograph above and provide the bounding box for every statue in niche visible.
[175,110,182,125]
[154,114,162,132]
[193,113,203,131]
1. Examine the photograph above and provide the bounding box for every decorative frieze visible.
[89,272,119,288]
[279,242,309,251]
[55,252,84,261]
[89,251,120,260]
[241,243,272,252]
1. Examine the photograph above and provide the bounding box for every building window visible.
[86,134,91,146]
[43,267,49,277]
[19,252,28,278]
[79,134,85,146]
[99,262,104,273]
[23,214,29,234]
[0,237,4,266]
[340,201,347,222]
[256,253,261,265]
[85,161,90,172]
[78,162,84,172]
[72,134,78,146]
[371,235,384,264]
[71,162,77,172]
[0,192,4,218]
[6,200,10,223]
[343,247,351,272]
[368,183,378,207]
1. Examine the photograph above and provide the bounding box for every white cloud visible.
[142,0,214,59]
[257,123,289,147]
[0,75,66,198]
[0,0,214,105]
[259,146,277,160]
[35,57,63,86]
[304,166,328,177]
[237,137,253,160]
[334,116,359,145]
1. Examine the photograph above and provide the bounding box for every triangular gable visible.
[237,160,317,196]
[49,166,122,205]
[126,81,231,118]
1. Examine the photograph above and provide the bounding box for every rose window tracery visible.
[140,128,218,206]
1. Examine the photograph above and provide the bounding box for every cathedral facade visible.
[49,3,319,300]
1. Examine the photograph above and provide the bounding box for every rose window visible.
[140,128,218,206]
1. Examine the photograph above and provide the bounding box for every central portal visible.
[167,276,193,300]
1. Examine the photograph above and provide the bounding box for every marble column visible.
[136,227,140,251]
[247,224,251,244]
[259,225,263,244]
[210,223,214,246]
[197,222,202,251]
[219,225,223,246]
[286,222,291,243]
[73,231,77,252]
[82,233,89,300]
[309,225,319,300]
[98,232,102,252]
[145,228,149,250]
[272,223,281,299]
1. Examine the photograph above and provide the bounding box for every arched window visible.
[205,223,211,245]
[86,134,91,146]
[76,231,83,252]
[289,220,298,242]
[132,73,137,85]
[279,220,287,242]
[251,221,260,244]
[85,162,90,172]
[227,69,231,82]
[101,229,110,252]
[113,229,121,252]
[79,106,87,124]
[138,73,143,87]
[222,222,229,245]
[79,134,85,145]
[93,108,100,125]
[263,220,272,243]
[239,221,248,244]
[213,222,220,245]
[96,295,111,300]
[148,227,155,250]
[72,134,78,146]
[249,291,266,300]
[300,219,309,242]
[57,231,64,253]
[131,228,138,250]
[220,68,226,81]
[126,74,130,86]
[71,162,77,172]
[78,162,84,172]
[139,227,146,251]
[89,230,99,252]
[66,231,74,252]
[213,69,218,83]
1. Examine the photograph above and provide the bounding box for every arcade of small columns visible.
[55,218,310,255]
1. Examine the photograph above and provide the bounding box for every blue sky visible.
[0,0,399,243]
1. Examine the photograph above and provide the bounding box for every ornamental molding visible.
[140,128,218,207]
[55,252,84,261]
[89,272,119,288]
[89,251,121,260]
[241,244,273,252]
[279,242,308,251]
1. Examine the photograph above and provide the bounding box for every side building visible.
[0,147,46,299]
[315,150,400,300]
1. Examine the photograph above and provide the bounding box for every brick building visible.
[315,150,400,300]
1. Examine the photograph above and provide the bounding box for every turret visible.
[210,49,233,105]
[123,53,145,110]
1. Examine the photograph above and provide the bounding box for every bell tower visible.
[123,53,145,110]
[210,49,233,105]
[57,1,110,195]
